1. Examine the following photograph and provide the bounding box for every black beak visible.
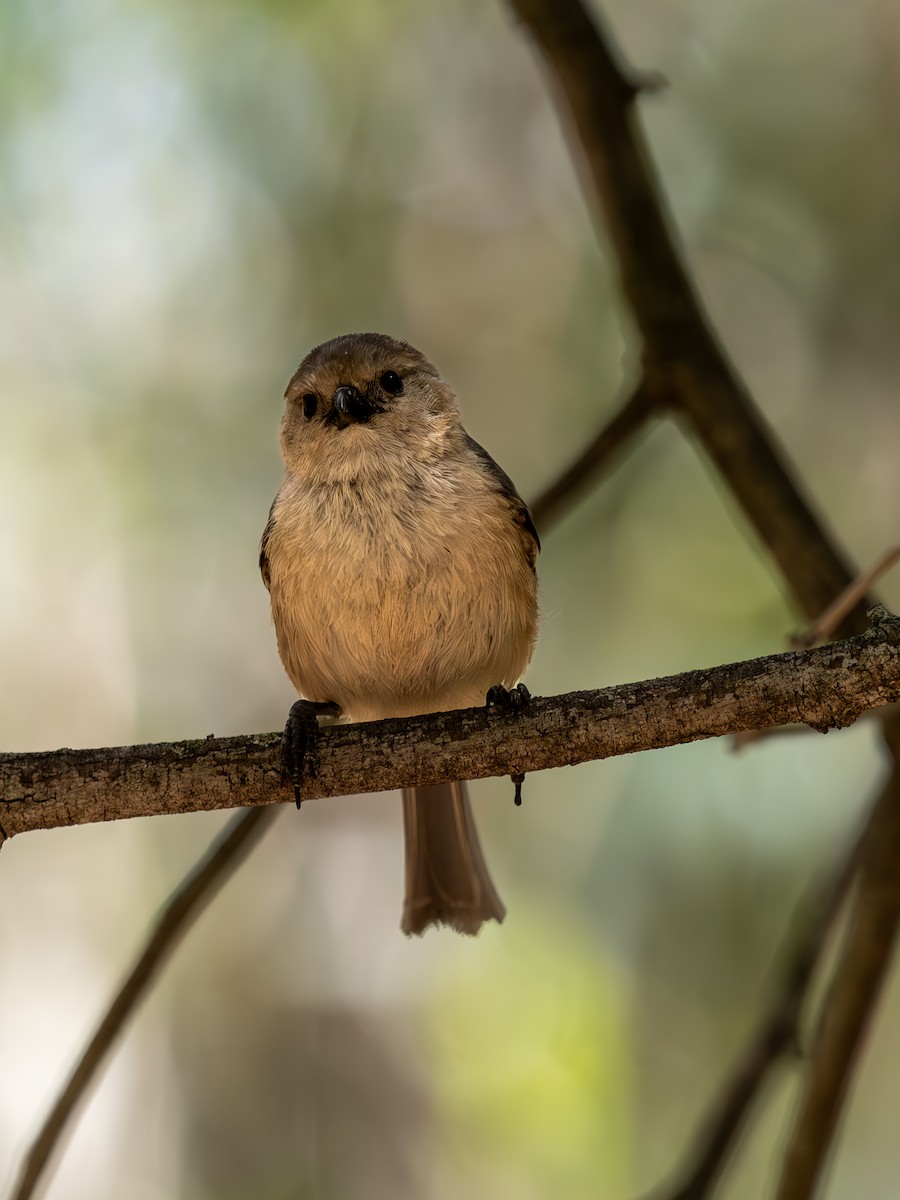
[330,384,379,428]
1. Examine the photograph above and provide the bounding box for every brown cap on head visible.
[285,332,439,402]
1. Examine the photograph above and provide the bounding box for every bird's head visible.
[279,332,460,478]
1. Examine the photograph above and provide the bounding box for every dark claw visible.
[485,685,531,804]
[485,682,531,711]
[282,699,341,808]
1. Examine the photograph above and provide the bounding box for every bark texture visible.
[2,611,898,840]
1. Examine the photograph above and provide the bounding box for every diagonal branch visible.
[530,378,662,528]
[508,0,870,631]
[2,612,900,838]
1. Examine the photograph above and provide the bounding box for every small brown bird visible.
[260,332,539,935]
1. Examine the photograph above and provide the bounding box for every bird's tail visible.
[400,781,506,936]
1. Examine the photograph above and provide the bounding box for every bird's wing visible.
[259,499,277,591]
[463,433,540,570]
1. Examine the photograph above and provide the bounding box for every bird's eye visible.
[380,370,403,396]
[302,394,318,420]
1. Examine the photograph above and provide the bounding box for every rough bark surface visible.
[2,613,897,839]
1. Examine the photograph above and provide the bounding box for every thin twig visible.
[9,805,276,1200]
[643,816,865,1200]
[792,542,900,649]
[737,543,900,750]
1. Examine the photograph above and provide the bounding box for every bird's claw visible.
[485,682,531,711]
[485,684,531,805]
[511,773,525,807]
[282,699,341,808]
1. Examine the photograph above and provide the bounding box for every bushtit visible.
[260,332,539,935]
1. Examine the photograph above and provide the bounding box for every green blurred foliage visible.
[2,0,900,1197]
[430,914,630,1198]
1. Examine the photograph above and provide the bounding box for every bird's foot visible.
[485,682,531,711]
[485,684,531,804]
[282,699,342,809]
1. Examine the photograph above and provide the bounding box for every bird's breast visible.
[267,468,537,719]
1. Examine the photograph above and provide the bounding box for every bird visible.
[260,332,539,935]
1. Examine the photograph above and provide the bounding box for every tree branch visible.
[2,612,899,838]
[508,0,870,631]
